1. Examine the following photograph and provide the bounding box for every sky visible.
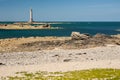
[0,0,120,21]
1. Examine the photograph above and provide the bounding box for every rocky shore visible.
[0,32,120,53]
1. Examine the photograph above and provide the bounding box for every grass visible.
[1,69,120,80]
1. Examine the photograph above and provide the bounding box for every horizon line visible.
[0,20,120,22]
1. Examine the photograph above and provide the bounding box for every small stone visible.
[69,53,72,55]
[0,63,5,65]
[83,53,87,54]
[63,59,71,62]
[91,59,94,60]
[76,53,82,55]
[52,54,59,57]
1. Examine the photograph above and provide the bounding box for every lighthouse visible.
[29,8,33,23]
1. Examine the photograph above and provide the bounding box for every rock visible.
[63,59,71,62]
[80,34,89,40]
[0,63,5,65]
[71,32,80,39]
[71,32,81,40]
[71,32,90,40]
[76,52,87,55]
[52,54,59,57]
[91,58,94,60]
[76,53,82,55]
[94,33,111,39]
[69,53,72,55]
[83,33,91,36]
[43,24,51,28]
[83,52,87,54]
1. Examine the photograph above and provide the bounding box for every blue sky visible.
[0,0,120,21]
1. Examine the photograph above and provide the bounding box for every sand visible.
[0,45,120,77]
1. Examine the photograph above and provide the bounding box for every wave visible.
[116,29,120,32]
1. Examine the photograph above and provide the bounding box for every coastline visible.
[0,33,120,53]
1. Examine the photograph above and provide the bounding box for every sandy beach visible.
[0,44,120,77]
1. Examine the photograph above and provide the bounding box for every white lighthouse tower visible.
[29,8,33,23]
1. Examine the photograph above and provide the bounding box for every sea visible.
[0,22,120,39]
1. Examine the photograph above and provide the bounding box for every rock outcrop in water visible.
[0,23,55,29]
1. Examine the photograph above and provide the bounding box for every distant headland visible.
[0,9,60,29]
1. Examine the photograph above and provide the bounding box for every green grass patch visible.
[1,69,120,80]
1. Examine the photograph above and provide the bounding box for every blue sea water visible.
[0,22,120,39]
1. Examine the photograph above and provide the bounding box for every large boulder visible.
[71,32,90,40]
[71,32,81,40]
